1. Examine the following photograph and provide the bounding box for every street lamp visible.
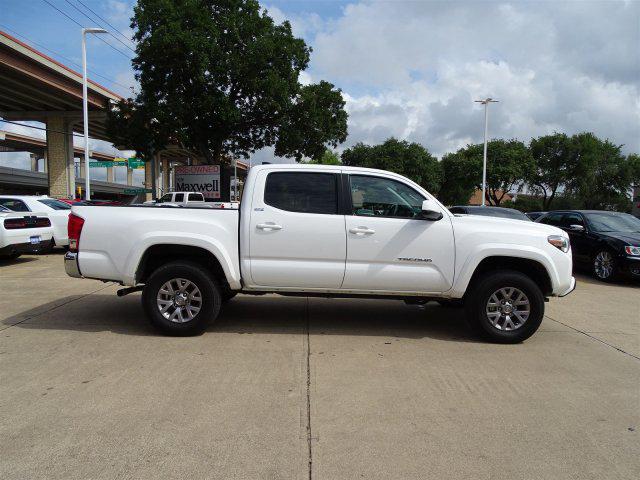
[474,97,498,206]
[82,27,108,200]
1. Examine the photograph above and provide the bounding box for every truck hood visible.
[450,214,565,237]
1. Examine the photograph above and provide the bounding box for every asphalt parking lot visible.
[1,253,638,480]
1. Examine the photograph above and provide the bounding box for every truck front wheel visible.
[465,270,544,344]
[142,261,221,336]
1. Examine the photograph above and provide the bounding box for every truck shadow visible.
[0,256,38,266]
[218,296,475,342]
[1,293,477,342]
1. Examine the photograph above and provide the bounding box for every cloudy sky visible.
[1,0,639,171]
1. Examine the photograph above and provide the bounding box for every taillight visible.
[3,217,50,229]
[4,218,27,229]
[68,213,85,252]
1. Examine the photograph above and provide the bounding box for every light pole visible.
[474,97,498,206]
[82,27,108,200]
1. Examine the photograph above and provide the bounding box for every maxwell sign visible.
[174,165,221,199]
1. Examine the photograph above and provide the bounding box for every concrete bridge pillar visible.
[144,159,153,201]
[155,155,162,197]
[162,157,170,193]
[45,116,75,198]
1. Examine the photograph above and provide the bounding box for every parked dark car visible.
[536,210,640,281]
[525,211,546,221]
[449,205,531,222]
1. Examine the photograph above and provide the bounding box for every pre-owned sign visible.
[174,165,221,199]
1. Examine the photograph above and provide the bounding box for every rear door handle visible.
[256,222,283,231]
[349,226,375,235]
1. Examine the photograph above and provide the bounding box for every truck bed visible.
[73,205,240,286]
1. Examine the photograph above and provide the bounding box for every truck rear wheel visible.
[142,261,221,336]
[465,270,544,344]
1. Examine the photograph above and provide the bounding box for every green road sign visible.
[128,159,145,169]
[89,161,115,168]
[123,188,152,194]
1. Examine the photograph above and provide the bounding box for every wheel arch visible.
[135,244,231,291]
[463,256,553,297]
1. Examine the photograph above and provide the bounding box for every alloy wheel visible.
[485,287,531,331]
[156,278,202,323]
[594,251,614,279]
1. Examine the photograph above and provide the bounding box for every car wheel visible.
[593,250,617,282]
[465,270,545,344]
[142,260,221,336]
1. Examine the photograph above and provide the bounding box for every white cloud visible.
[268,0,640,157]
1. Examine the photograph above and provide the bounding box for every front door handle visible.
[349,226,375,235]
[256,222,283,231]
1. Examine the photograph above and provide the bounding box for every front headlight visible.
[548,235,570,253]
[624,245,640,256]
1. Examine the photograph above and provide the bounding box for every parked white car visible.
[0,195,71,248]
[0,205,54,259]
[143,191,206,207]
[65,164,575,343]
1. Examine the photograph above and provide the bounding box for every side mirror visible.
[418,199,443,221]
[567,224,585,233]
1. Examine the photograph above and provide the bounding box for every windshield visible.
[158,194,173,203]
[38,199,72,210]
[586,212,640,233]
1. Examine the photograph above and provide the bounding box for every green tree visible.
[108,0,347,164]
[527,133,577,210]
[568,133,633,210]
[275,81,347,161]
[307,149,341,165]
[439,151,480,205]
[341,138,442,193]
[439,139,534,206]
[627,153,640,189]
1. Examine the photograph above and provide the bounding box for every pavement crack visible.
[545,314,640,361]
[0,283,113,332]
[305,296,313,480]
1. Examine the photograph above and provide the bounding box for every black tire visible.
[592,249,618,282]
[465,270,545,344]
[142,261,221,336]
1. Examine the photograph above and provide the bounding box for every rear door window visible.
[0,199,30,212]
[265,172,338,214]
[173,193,184,202]
[38,199,71,210]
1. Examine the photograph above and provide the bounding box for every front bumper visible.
[64,251,82,278]
[620,256,640,278]
[557,276,576,297]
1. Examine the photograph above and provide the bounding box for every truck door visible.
[342,174,455,293]
[248,169,346,288]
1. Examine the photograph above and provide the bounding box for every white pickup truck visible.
[65,164,575,343]
[143,191,206,207]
